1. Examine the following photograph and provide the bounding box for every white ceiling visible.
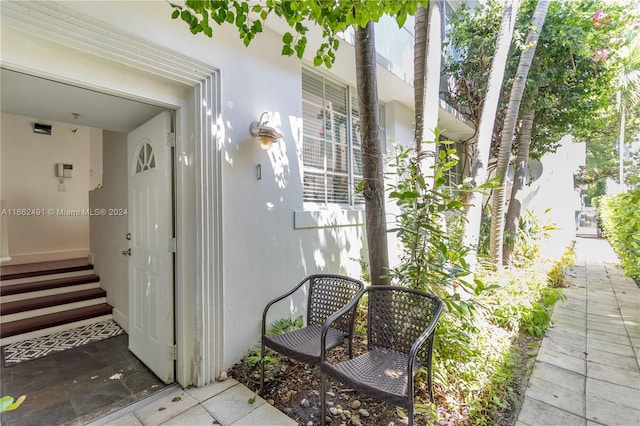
[1,69,167,134]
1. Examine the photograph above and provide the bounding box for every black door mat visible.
[3,319,125,366]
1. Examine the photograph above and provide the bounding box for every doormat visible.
[3,320,125,367]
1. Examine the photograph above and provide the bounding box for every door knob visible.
[122,248,131,256]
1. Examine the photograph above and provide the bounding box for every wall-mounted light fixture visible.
[250,112,282,150]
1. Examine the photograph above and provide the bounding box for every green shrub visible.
[386,142,565,422]
[599,184,640,280]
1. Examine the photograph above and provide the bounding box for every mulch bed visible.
[227,331,540,425]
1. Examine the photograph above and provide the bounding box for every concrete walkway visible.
[517,237,640,425]
[87,379,296,426]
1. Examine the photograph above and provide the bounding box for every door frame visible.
[1,0,224,387]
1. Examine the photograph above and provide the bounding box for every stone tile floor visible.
[0,334,168,426]
[516,237,640,426]
[87,379,296,426]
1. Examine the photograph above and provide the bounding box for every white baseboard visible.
[112,307,129,334]
[2,249,90,265]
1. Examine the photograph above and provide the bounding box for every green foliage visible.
[385,141,566,421]
[0,395,25,413]
[445,0,638,161]
[547,243,577,287]
[170,0,418,68]
[243,316,305,387]
[266,316,303,337]
[599,183,640,280]
[387,141,486,317]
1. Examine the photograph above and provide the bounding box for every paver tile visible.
[201,382,265,425]
[133,389,198,426]
[586,348,639,372]
[540,336,588,360]
[160,405,219,425]
[587,337,637,358]
[588,329,632,345]
[586,377,640,409]
[537,347,586,375]
[231,402,297,425]
[105,413,143,426]
[517,396,586,425]
[185,379,239,402]
[524,377,585,416]
[587,361,640,389]
[586,395,640,425]
[530,362,585,393]
[546,328,587,349]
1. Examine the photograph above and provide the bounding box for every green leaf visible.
[171,9,180,20]
[282,32,294,44]
[313,56,323,67]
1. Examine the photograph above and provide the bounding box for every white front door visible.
[127,111,175,384]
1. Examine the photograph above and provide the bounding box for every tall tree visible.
[461,0,521,271]
[169,1,417,284]
[355,22,389,284]
[504,0,635,262]
[490,0,549,265]
[616,31,640,191]
[414,1,443,174]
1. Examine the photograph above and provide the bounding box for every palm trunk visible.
[504,97,535,263]
[414,4,427,155]
[415,1,443,175]
[462,0,520,272]
[490,0,549,265]
[356,22,389,285]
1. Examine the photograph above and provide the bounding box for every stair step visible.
[0,315,113,346]
[0,303,113,338]
[1,288,107,316]
[1,269,96,286]
[1,263,93,281]
[0,274,100,296]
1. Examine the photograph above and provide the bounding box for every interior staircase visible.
[0,259,113,345]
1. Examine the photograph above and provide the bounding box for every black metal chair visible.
[320,286,443,426]
[259,274,364,395]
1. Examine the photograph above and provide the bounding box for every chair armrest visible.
[407,297,444,376]
[320,287,366,362]
[261,276,311,338]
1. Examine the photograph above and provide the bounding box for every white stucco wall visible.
[89,131,129,332]
[0,113,92,264]
[0,0,446,383]
[518,135,584,260]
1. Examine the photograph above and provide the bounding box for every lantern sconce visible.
[250,112,283,151]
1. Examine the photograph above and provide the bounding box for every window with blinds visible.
[302,68,385,206]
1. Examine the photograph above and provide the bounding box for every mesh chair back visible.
[367,287,442,365]
[308,275,363,333]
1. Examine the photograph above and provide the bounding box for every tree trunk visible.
[490,0,549,265]
[504,96,535,263]
[414,4,427,154]
[414,1,443,175]
[356,22,389,285]
[462,0,520,272]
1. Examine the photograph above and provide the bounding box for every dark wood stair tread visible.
[1,303,113,338]
[1,263,93,281]
[0,274,100,296]
[1,288,107,315]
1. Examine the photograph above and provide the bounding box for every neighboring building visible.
[0,1,473,388]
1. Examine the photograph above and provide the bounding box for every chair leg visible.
[320,373,326,426]
[259,342,265,396]
[408,402,414,426]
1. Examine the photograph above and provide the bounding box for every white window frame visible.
[301,68,385,209]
